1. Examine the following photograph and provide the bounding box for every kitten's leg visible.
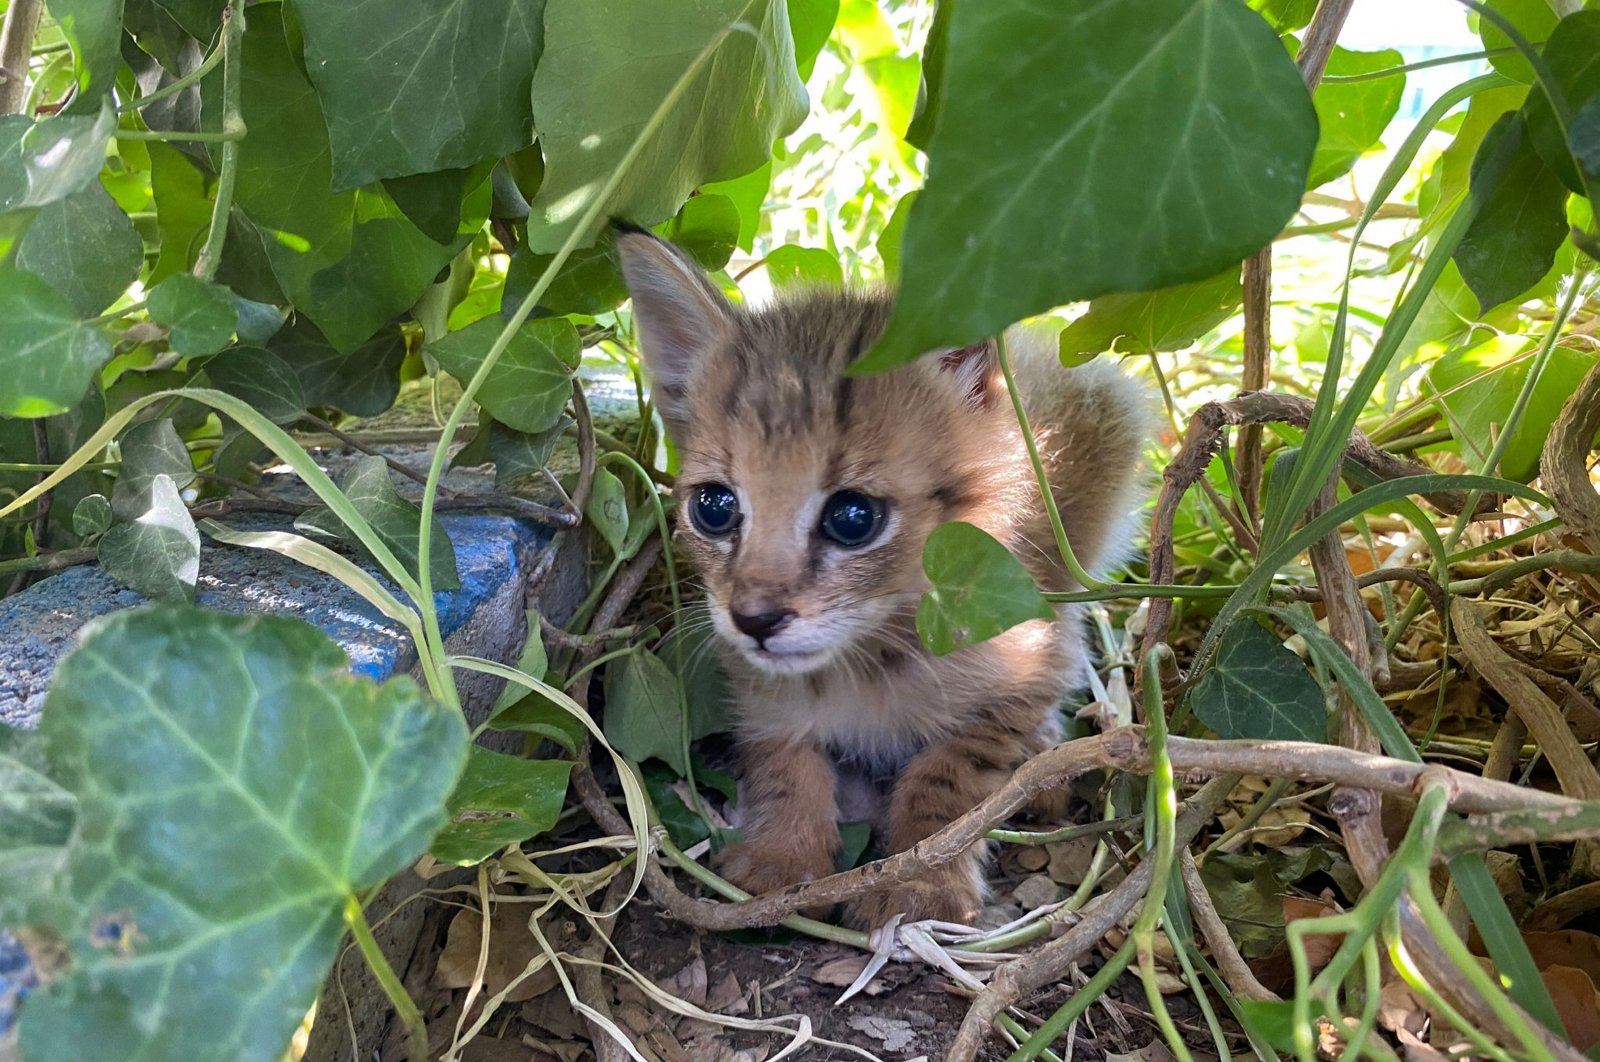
[845,715,1041,928]
[717,737,841,902]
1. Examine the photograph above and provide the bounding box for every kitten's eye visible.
[689,483,741,537]
[820,490,886,547]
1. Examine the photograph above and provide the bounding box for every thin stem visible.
[192,4,245,281]
[1319,46,1511,83]
[114,128,245,142]
[116,30,226,114]
[415,17,741,712]
[0,0,44,115]
[996,332,1106,589]
[344,895,428,1062]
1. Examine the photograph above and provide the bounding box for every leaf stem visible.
[995,332,1107,590]
[192,4,245,282]
[115,27,227,114]
[114,128,245,142]
[344,895,428,1062]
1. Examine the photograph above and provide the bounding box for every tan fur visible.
[618,232,1156,926]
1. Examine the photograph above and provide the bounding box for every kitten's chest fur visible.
[727,608,1082,765]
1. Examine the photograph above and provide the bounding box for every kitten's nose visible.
[730,608,795,645]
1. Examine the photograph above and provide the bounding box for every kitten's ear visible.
[616,228,734,428]
[937,338,1001,410]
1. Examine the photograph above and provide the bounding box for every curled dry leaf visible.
[1281,894,1345,969]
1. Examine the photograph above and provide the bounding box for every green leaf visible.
[1307,47,1406,189]
[765,243,843,288]
[1235,999,1311,1053]
[425,315,580,434]
[111,418,196,520]
[429,748,573,865]
[858,0,1316,370]
[1187,617,1326,742]
[0,267,113,418]
[0,723,76,929]
[879,190,916,281]
[586,468,630,556]
[916,521,1053,655]
[643,760,709,848]
[603,649,690,774]
[0,103,117,212]
[1478,0,1558,84]
[1057,268,1242,359]
[147,274,238,356]
[905,0,951,151]
[655,193,741,271]
[46,0,126,115]
[146,0,224,38]
[504,239,629,318]
[1426,334,1598,482]
[72,494,113,537]
[267,319,408,417]
[658,622,734,740]
[1452,113,1570,312]
[296,455,461,591]
[146,140,214,283]
[487,417,569,490]
[1572,96,1600,182]
[97,473,201,602]
[295,0,544,191]
[700,159,772,252]
[382,161,496,245]
[19,605,467,1061]
[1524,10,1600,193]
[212,5,474,350]
[1248,0,1316,32]
[13,183,142,316]
[204,346,307,424]
[524,0,807,253]
[788,0,838,80]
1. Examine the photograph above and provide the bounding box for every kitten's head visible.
[618,230,1032,677]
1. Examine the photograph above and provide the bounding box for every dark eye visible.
[820,490,886,547]
[689,483,740,537]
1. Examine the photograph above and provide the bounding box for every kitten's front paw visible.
[844,870,981,929]
[717,841,835,912]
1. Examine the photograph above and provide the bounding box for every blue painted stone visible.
[0,511,550,1032]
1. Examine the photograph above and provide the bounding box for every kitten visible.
[616,230,1155,927]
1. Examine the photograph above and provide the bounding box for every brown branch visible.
[297,412,448,493]
[0,0,42,114]
[1539,359,1600,554]
[1180,848,1278,1003]
[1232,0,1354,530]
[573,872,633,1062]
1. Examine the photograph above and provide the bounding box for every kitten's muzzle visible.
[730,607,795,646]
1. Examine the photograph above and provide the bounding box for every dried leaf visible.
[846,1015,915,1052]
[1540,965,1600,1050]
[1281,895,1344,969]
[705,971,748,1015]
[434,905,558,1003]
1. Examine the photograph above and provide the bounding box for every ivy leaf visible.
[1307,47,1405,189]
[296,0,544,191]
[1248,0,1316,32]
[295,456,461,591]
[211,5,474,350]
[916,521,1053,655]
[18,605,467,1061]
[765,243,844,288]
[878,190,916,281]
[72,494,113,537]
[0,268,113,418]
[1452,112,1570,313]
[603,649,690,775]
[1523,10,1600,194]
[483,624,586,755]
[788,0,838,80]
[204,346,307,424]
[1477,0,1558,85]
[655,193,741,271]
[0,723,76,930]
[700,159,772,252]
[0,103,117,212]
[486,417,569,490]
[111,418,196,521]
[147,274,238,356]
[97,473,201,602]
[525,0,807,253]
[904,0,950,151]
[425,316,580,434]
[1426,335,1598,482]
[46,0,126,115]
[429,748,573,865]
[13,183,142,316]
[146,140,213,283]
[383,162,496,245]
[504,240,629,318]
[1057,268,1242,360]
[586,468,630,557]
[267,319,408,418]
[1187,618,1326,743]
[858,0,1316,371]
